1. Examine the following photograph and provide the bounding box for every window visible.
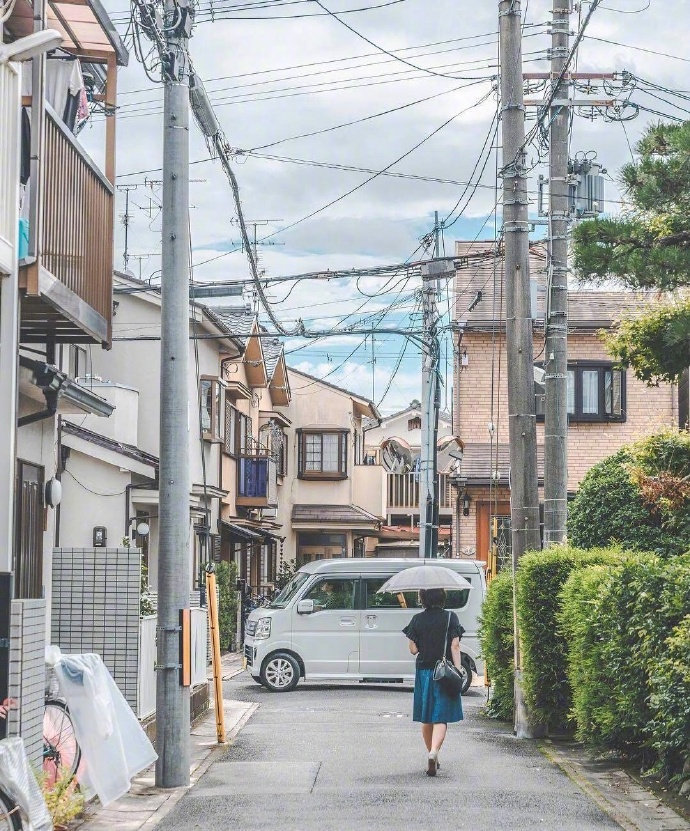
[304,578,357,611]
[408,416,422,431]
[200,378,223,441]
[298,430,348,479]
[224,401,237,455]
[362,577,470,610]
[535,363,625,423]
[68,344,87,379]
[296,532,347,566]
[237,412,252,454]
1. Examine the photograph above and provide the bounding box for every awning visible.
[221,521,284,544]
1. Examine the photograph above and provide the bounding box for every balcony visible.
[386,472,453,511]
[237,454,278,508]
[19,105,114,345]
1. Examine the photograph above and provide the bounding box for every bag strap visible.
[440,611,451,662]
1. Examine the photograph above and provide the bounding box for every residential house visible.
[0,0,127,755]
[363,401,455,556]
[59,272,246,599]
[283,368,383,568]
[450,240,686,567]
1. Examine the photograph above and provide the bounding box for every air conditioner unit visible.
[261,508,278,520]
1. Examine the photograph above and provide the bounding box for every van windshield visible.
[269,572,311,608]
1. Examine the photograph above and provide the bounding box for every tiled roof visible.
[455,443,544,486]
[61,421,159,468]
[453,241,657,330]
[213,308,257,344]
[292,504,383,525]
[261,334,284,380]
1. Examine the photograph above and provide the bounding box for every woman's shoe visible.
[426,751,438,777]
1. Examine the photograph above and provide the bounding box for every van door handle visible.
[339,616,356,626]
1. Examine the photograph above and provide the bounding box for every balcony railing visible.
[237,454,278,508]
[20,104,114,344]
[387,472,452,510]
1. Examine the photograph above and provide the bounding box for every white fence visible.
[137,609,209,719]
[0,60,20,273]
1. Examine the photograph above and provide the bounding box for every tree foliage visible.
[569,431,690,556]
[572,120,690,383]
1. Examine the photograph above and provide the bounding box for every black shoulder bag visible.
[432,612,464,697]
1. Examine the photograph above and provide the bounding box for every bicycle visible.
[0,783,20,831]
[42,671,81,786]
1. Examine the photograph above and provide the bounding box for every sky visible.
[83,0,689,414]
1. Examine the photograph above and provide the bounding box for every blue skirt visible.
[412,668,464,724]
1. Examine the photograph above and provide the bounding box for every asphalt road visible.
[158,674,620,831]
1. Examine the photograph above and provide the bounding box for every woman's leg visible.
[421,723,433,751]
[431,723,447,753]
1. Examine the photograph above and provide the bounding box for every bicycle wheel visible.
[0,788,21,831]
[43,699,81,784]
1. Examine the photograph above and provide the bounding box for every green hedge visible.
[478,572,514,721]
[559,554,690,784]
[515,545,625,733]
[215,561,238,652]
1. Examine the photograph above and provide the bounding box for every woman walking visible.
[403,588,464,776]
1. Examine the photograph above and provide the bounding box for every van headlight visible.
[254,617,271,640]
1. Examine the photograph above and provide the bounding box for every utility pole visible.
[419,239,444,559]
[498,0,542,735]
[543,0,570,546]
[156,0,193,788]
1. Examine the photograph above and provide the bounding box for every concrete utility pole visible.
[419,252,443,560]
[156,0,192,788]
[543,0,570,546]
[498,0,542,735]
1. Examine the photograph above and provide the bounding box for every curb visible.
[538,741,690,831]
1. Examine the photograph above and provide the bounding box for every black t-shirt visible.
[402,608,464,669]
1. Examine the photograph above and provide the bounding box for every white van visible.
[243,558,486,693]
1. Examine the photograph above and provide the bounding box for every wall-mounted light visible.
[136,521,150,538]
[462,491,471,517]
[44,478,62,508]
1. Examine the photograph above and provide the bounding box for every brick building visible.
[451,240,687,566]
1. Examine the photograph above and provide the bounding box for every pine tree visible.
[572,120,690,385]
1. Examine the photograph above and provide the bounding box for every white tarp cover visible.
[53,652,157,807]
[0,736,52,831]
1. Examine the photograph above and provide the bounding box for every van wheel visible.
[461,658,473,695]
[261,653,300,692]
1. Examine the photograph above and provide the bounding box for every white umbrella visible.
[377,565,473,593]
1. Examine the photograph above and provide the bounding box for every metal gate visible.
[492,515,512,573]
[14,461,44,599]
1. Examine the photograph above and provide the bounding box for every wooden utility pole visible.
[498,0,542,736]
[543,0,570,546]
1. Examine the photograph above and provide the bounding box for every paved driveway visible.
[157,675,620,831]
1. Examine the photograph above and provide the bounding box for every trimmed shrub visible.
[216,560,238,652]
[478,572,514,721]
[515,545,624,733]
[569,431,690,555]
[559,554,690,782]
[649,616,690,785]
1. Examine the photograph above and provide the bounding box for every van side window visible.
[304,578,357,611]
[363,577,472,610]
[363,578,420,610]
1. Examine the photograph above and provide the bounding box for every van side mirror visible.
[296,599,314,615]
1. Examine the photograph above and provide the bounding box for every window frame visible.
[535,361,626,424]
[297,429,349,480]
[223,400,238,457]
[200,376,224,442]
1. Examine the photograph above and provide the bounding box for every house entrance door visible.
[476,502,511,578]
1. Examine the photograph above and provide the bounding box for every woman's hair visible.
[419,588,446,609]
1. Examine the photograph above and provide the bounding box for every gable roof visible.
[62,420,159,468]
[289,367,381,420]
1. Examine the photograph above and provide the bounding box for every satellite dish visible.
[380,437,412,473]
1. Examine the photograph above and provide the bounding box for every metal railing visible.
[386,472,452,510]
[0,61,20,272]
[41,105,114,334]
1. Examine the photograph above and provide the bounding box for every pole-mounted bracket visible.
[155,663,182,671]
